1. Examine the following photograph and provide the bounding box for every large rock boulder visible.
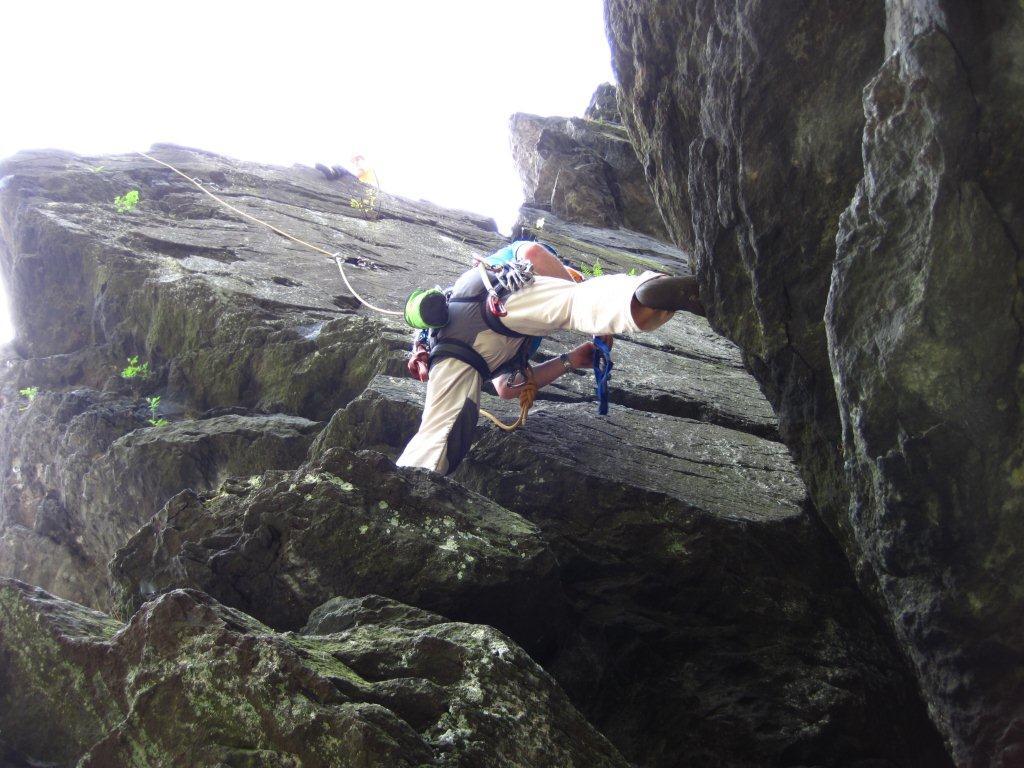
[0,578,627,767]
[0,145,498,610]
[510,85,669,239]
[827,17,1024,766]
[607,0,1024,763]
[607,0,882,538]
[584,82,620,123]
[1,386,318,610]
[110,447,569,657]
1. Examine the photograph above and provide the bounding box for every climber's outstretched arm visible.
[492,339,609,399]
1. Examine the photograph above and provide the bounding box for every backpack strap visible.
[429,339,493,381]
[479,300,528,338]
[491,341,531,380]
[445,285,530,339]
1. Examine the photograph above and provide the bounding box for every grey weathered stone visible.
[827,17,1024,767]
[607,0,882,542]
[0,578,627,767]
[608,0,1024,763]
[109,447,569,657]
[297,594,630,768]
[515,204,685,275]
[1,386,318,610]
[0,144,503,610]
[510,96,669,239]
[584,82,621,123]
[311,375,950,768]
[0,136,964,768]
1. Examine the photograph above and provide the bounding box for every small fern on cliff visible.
[121,356,150,380]
[114,190,140,213]
[146,395,167,427]
[349,186,378,219]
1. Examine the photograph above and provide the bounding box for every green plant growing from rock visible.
[349,186,378,219]
[114,189,140,213]
[121,355,151,381]
[580,259,604,278]
[18,386,38,412]
[146,396,168,427]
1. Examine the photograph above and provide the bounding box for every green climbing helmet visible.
[404,288,450,329]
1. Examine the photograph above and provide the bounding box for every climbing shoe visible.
[634,275,706,316]
[316,164,348,181]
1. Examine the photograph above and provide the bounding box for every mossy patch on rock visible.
[1,578,628,767]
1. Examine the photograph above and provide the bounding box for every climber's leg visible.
[500,271,683,337]
[396,358,482,475]
[634,274,705,316]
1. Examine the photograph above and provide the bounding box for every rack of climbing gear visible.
[473,254,535,318]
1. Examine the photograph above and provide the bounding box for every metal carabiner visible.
[487,292,508,317]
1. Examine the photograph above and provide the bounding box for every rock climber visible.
[350,154,379,187]
[396,240,706,475]
[314,155,379,187]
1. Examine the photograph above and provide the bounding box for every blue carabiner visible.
[592,336,613,415]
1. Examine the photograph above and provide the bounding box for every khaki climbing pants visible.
[395,270,667,475]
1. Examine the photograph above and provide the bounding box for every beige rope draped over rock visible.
[136,151,403,316]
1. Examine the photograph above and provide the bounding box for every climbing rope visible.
[479,366,537,431]
[593,336,613,415]
[136,151,402,316]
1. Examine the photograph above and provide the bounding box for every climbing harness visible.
[592,336,614,416]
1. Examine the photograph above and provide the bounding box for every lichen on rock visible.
[1,578,627,767]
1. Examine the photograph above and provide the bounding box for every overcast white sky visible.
[0,1,615,344]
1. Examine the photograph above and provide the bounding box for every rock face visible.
[607,1,1023,764]
[0,140,950,766]
[110,447,569,657]
[307,374,950,768]
[0,578,628,767]
[510,87,669,239]
[2,387,319,610]
[0,145,483,610]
